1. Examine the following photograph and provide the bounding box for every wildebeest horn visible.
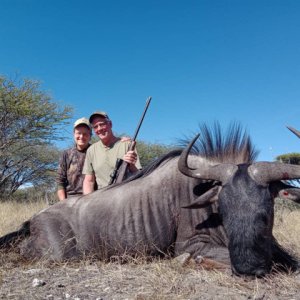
[178,134,238,184]
[248,162,300,184]
[287,126,300,139]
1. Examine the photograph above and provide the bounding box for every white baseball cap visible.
[73,117,91,129]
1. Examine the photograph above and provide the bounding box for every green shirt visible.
[82,139,141,188]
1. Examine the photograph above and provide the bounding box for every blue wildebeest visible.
[1,123,300,277]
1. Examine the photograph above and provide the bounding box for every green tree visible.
[136,140,175,167]
[95,130,175,167]
[276,153,300,165]
[0,76,72,196]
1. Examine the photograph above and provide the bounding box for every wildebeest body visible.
[14,155,228,262]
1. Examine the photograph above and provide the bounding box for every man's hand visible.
[123,150,137,165]
[121,136,131,142]
[122,141,138,173]
[57,189,67,201]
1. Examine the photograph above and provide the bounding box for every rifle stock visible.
[114,142,136,184]
[108,97,152,185]
[108,158,123,185]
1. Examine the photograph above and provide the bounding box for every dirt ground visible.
[1,252,300,300]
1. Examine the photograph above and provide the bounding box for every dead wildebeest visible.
[1,122,300,277]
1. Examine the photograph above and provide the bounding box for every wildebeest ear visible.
[278,188,300,203]
[270,181,300,203]
[182,186,220,209]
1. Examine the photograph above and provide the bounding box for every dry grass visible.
[0,199,300,299]
[273,203,300,254]
[0,200,47,236]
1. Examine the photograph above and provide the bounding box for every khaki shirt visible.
[82,139,141,188]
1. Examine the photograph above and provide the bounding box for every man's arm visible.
[57,188,67,201]
[56,151,68,200]
[83,174,96,195]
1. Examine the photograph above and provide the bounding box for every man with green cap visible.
[82,111,141,194]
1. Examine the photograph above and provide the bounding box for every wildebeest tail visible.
[0,220,30,248]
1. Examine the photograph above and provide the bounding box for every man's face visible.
[91,116,113,142]
[73,125,91,149]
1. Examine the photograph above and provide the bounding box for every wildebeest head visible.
[178,125,300,277]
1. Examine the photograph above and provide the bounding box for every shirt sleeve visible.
[56,150,68,190]
[82,147,95,175]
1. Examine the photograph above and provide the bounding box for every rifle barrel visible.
[132,96,152,141]
[108,96,152,185]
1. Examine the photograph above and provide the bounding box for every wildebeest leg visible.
[193,256,230,271]
[20,213,78,261]
[176,233,230,266]
[173,252,230,271]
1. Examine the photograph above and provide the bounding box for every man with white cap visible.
[82,111,141,194]
[56,117,94,200]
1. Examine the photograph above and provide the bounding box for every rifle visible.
[108,96,152,185]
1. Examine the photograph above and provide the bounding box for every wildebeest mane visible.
[131,149,183,178]
[178,121,259,164]
[106,149,183,189]
[107,122,259,189]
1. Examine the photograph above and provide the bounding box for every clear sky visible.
[1,0,300,161]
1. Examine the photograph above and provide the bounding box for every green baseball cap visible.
[89,111,110,123]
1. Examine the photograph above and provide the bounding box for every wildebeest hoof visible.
[172,253,192,267]
[194,257,230,271]
[194,255,204,263]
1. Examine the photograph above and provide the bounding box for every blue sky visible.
[1,0,300,161]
